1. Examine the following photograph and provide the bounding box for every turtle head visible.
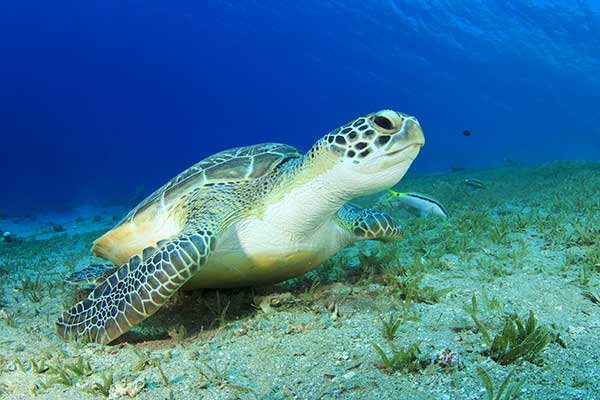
[307,110,425,196]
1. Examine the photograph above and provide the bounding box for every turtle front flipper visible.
[66,264,115,287]
[336,203,402,243]
[56,230,216,344]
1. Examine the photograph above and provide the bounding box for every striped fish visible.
[386,190,448,218]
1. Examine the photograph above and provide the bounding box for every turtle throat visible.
[263,151,357,236]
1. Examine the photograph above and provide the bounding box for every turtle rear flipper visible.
[56,229,216,344]
[66,264,115,287]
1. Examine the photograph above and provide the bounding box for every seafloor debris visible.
[464,178,485,189]
[434,348,461,369]
[2,231,15,243]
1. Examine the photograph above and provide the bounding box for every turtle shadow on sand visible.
[109,288,259,345]
[105,278,348,346]
[110,284,316,345]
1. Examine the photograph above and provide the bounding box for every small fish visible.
[386,190,448,218]
[462,129,472,137]
[464,178,485,189]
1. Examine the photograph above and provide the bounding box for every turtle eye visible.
[373,116,394,131]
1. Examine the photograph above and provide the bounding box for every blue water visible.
[1,1,599,214]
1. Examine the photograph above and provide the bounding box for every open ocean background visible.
[1,0,599,214]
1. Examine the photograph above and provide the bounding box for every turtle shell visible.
[92,143,302,265]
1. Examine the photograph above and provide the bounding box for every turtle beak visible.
[385,118,425,159]
[401,117,425,148]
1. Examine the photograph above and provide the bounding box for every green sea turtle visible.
[56,110,425,344]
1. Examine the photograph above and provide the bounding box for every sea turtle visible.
[56,109,425,344]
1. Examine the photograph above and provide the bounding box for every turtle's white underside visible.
[184,215,349,288]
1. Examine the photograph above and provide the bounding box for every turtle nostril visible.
[373,116,394,130]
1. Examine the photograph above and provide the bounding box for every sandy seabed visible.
[0,161,599,399]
